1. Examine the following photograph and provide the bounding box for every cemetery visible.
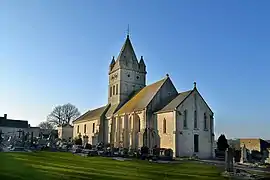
[1,130,270,180]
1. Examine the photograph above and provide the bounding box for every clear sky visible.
[1,1,269,140]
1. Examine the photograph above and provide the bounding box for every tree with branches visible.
[47,103,80,126]
[38,121,54,130]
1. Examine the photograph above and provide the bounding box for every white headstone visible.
[240,144,247,163]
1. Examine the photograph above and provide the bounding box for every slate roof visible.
[105,104,120,118]
[111,35,138,72]
[157,90,193,113]
[73,105,108,123]
[0,117,28,128]
[115,77,168,115]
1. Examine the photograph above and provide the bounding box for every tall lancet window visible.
[183,110,187,128]
[204,113,207,130]
[116,84,118,95]
[194,110,197,129]
[110,86,112,97]
[84,124,87,133]
[138,119,140,132]
[163,119,167,134]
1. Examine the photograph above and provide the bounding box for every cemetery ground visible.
[0,152,226,180]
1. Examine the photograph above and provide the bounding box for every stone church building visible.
[73,34,215,158]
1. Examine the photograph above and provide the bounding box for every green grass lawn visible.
[0,152,226,180]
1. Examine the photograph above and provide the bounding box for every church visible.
[73,34,215,158]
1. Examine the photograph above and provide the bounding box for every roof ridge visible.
[73,105,108,123]
[115,76,169,115]
[156,89,193,114]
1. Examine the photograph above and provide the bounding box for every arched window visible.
[113,85,115,95]
[183,110,187,128]
[84,124,87,133]
[77,125,79,133]
[163,119,167,133]
[204,113,207,130]
[92,123,95,133]
[110,86,112,97]
[194,110,197,129]
[138,119,140,132]
[116,84,118,95]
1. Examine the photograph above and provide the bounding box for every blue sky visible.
[1,1,269,139]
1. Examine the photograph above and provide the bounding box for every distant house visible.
[0,114,29,137]
[240,138,270,152]
[57,124,73,141]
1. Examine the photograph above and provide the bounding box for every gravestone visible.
[225,147,234,172]
[31,132,34,146]
[266,148,270,164]
[240,144,247,163]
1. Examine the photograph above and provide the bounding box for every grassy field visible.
[0,152,226,180]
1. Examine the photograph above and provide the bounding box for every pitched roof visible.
[116,35,137,62]
[73,105,108,123]
[157,90,193,113]
[115,77,168,115]
[105,104,120,118]
[0,118,29,128]
[111,35,138,72]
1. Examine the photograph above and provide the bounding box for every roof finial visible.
[193,81,197,88]
[127,24,130,38]
[166,73,169,77]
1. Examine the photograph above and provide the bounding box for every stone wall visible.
[73,119,99,145]
[58,126,73,141]
[240,139,262,152]
[176,90,213,159]
[156,112,175,152]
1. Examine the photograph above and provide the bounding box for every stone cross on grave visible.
[17,129,23,138]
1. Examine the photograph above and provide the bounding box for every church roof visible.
[157,90,193,113]
[111,35,138,72]
[117,35,137,62]
[0,118,29,129]
[73,105,108,123]
[105,104,120,118]
[115,77,168,115]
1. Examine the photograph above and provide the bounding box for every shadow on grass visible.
[1,152,226,180]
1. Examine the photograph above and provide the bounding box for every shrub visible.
[74,138,82,145]
[85,143,92,149]
[217,134,229,151]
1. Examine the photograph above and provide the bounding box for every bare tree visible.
[47,103,80,126]
[38,121,54,130]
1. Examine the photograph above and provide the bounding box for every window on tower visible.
[110,86,112,97]
[183,110,187,128]
[113,85,115,95]
[116,84,118,95]
[204,113,207,130]
[194,110,198,129]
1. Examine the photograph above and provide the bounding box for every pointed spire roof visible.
[116,35,137,62]
[110,35,139,73]
[110,56,115,66]
[139,56,145,66]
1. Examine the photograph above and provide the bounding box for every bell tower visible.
[108,34,147,106]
